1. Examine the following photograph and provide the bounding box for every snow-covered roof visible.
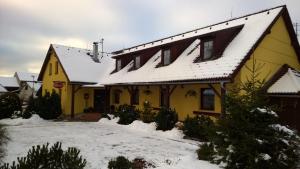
[0,77,19,88]
[103,7,283,85]
[0,84,7,92]
[50,44,114,83]
[267,68,300,94]
[15,72,39,82]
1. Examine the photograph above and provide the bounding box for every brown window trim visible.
[55,61,58,74]
[49,63,52,75]
[200,88,215,111]
[194,37,215,63]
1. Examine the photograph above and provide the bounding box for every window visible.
[131,88,139,105]
[163,49,171,65]
[49,63,52,75]
[203,40,213,60]
[135,56,141,69]
[160,87,169,107]
[114,90,120,104]
[116,59,122,71]
[55,61,58,74]
[201,88,215,110]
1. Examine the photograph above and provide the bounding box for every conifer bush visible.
[183,115,215,141]
[116,104,140,125]
[0,142,87,169]
[155,107,178,131]
[108,156,132,169]
[36,90,62,120]
[0,93,22,119]
[197,62,300,169]
[0,124,9,163]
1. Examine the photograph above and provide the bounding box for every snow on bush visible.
[0,114,46,126]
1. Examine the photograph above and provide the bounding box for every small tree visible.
[0,93,22,119]
[116,104,140,125]
[183,115,215,141]
[197,60,300,169]
[0,142,86,169]
[0,124,9,163]
[37,90,62,120]
[155,107,178,131]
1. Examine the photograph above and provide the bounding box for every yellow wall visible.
[237,16,300,85]
[110,84,222,121]
[41,51,95,115]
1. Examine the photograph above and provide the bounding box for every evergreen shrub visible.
[183,115,215,141]
[197,62,300,169]
[34,90,62,120]
[155,107,178,131]
[0,93,22,119]
[116,104,140,125]
[197,143,215,161]
[0,124,8,163]
[0,142,86,169]
[108,156,132,169]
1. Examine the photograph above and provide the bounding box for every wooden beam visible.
[71,85,75,119]
[169,85,177,95]
[208,84,221,98]
[220,82,226,118]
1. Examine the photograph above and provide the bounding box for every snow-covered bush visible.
[108,156,132,169]
[0,124,8,163]
[0,142,86,169]
[197,64,300,169]
[140,101,156,123]
[183,115,215,141]
[0,93,22,119]
[155,107,178,131]
[116,104,140,125]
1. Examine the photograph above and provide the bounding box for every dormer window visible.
[116,59,122,71]
[163,49,171,65]
[135,56,141,69]
[203,40,214,60]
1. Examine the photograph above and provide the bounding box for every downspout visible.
[220,81,227,118]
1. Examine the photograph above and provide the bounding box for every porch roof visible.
[267,68,300,94]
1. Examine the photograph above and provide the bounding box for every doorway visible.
[94,89,106,113]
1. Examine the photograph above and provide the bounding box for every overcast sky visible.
[0,0,299,76]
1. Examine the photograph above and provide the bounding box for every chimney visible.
[92,42,99,62]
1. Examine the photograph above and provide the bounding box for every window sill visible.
[193,110,220,117]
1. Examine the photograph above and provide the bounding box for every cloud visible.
[0,0,299,76]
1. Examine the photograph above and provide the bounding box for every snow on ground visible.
[0,116,220,169]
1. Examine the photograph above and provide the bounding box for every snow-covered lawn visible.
[1,115,220,169]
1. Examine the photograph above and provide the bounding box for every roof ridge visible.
[112,5,285,54]
[51,44,91,51]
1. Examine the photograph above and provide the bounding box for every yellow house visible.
[38,44,113,117]
[103,6,300,121]
[38,6,300,126]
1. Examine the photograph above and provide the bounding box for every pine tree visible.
[198,60,300,169]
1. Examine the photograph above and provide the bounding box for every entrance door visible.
[94,89,106,113]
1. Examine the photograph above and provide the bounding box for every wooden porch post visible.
[71,85,75,119]
[220,82,226,118]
